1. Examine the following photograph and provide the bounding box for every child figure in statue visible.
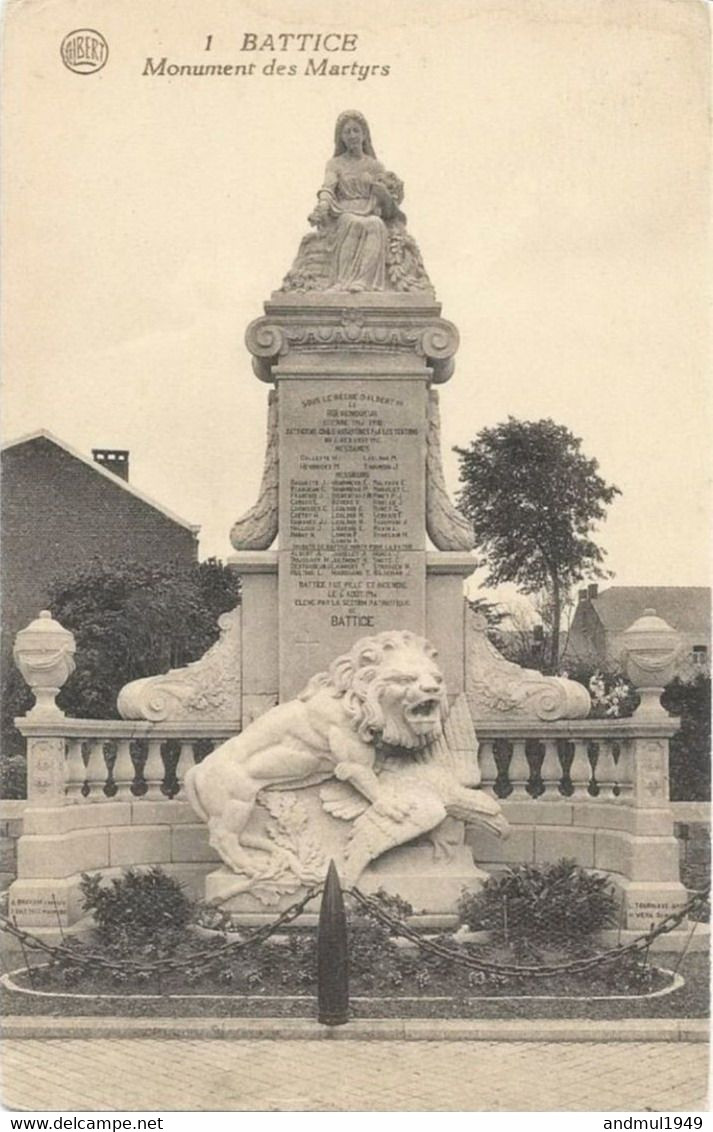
[280,111,433,294]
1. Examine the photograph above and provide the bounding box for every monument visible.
[193,110,508,912]
[118,110,591,915]
[10,111,692,939]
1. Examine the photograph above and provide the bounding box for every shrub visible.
[368,888,413,921]
[458,859,618,944]
[662,675,711,802]
[80,866,194,951]
[0,752,27,798]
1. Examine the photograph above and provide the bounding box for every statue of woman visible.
[281,111,433,294]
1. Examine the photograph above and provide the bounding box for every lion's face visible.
[370,644,446,747]
[318,630,448,749]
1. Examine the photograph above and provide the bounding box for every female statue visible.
[281,111,433,294]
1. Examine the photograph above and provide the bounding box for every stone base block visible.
[534,826,594,866]
[610,877,691,932]
[171,824,219,863]
[18,828,109,879]
[576,802,675,836]
[21,800,196,836]
[594,830,681,881]
[108,825,171,867]
[356,844,488,914]
[467,824,535,864]
[8,876,86,927]
[502,800,574,826]
[159,862,217,901]
[205,843,490,918]
[23,801,132,836]
[130,800,195,826]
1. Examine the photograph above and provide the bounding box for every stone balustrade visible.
[478,720,665,802]
[17,712,673,809]
[16,718,238,804]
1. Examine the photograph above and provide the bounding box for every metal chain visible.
[0,884,323,977]
[2,884,707,984]
[348,888,709,979]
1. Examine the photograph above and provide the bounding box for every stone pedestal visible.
[205,846,486,923]
[200,781,489,920]
[276,371,427,699]
[228,551,278,725]
[356,842,488,915]
[425,552,474,696]
[237,292,463,700]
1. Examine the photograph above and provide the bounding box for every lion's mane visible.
[298,630,447,748]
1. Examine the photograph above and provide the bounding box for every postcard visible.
[1,0,709,1117]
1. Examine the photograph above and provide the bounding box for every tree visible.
[1,558,241,784]
[662,674,711,802]
[454,418,620,671]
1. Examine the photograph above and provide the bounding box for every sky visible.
[2,0,710,596]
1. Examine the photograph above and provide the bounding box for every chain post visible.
[317,860,349,1026]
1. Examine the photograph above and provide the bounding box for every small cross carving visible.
[294,632,322,670]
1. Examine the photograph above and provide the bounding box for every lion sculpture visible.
[184,629,507,887]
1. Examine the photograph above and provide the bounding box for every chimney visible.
[92,449,129,482]
[578,589,587,602]
[588,583,598,599]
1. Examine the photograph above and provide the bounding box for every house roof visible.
[591,586,711,637]
[1,429,200,534]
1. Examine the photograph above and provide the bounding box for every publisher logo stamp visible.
[61,29,109,74]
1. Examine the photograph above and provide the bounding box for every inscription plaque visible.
[279,378,427,697]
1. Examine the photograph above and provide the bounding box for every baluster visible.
[540,738,563,798]
[143,739,166,799]
[175,741,196,797]
[595,740,619,800]
[113,739,135,799]
[477,739,498,789]
[569,738,592,798]
[616,739,634,801]
[65,739,86,799]
[85,740,108,799]
[508,739,531,798]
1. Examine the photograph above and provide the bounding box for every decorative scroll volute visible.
[244,319,285,383]
[420,321,459,383]
[426,389,474,550]
[117,606,242,723]
[466,613,591,721]
[230,390,279,551]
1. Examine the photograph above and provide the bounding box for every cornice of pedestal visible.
[245,292,459,385]
[227,551,278,574]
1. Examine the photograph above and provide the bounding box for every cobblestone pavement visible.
[1,1039,709,1111]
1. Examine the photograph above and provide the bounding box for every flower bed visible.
[8,922,671,1000]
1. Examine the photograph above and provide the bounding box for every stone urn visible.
[13,610,76,719]
[621,609,681,719]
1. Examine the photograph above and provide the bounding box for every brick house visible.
[1,430,200,662]
[563,584,711,676]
